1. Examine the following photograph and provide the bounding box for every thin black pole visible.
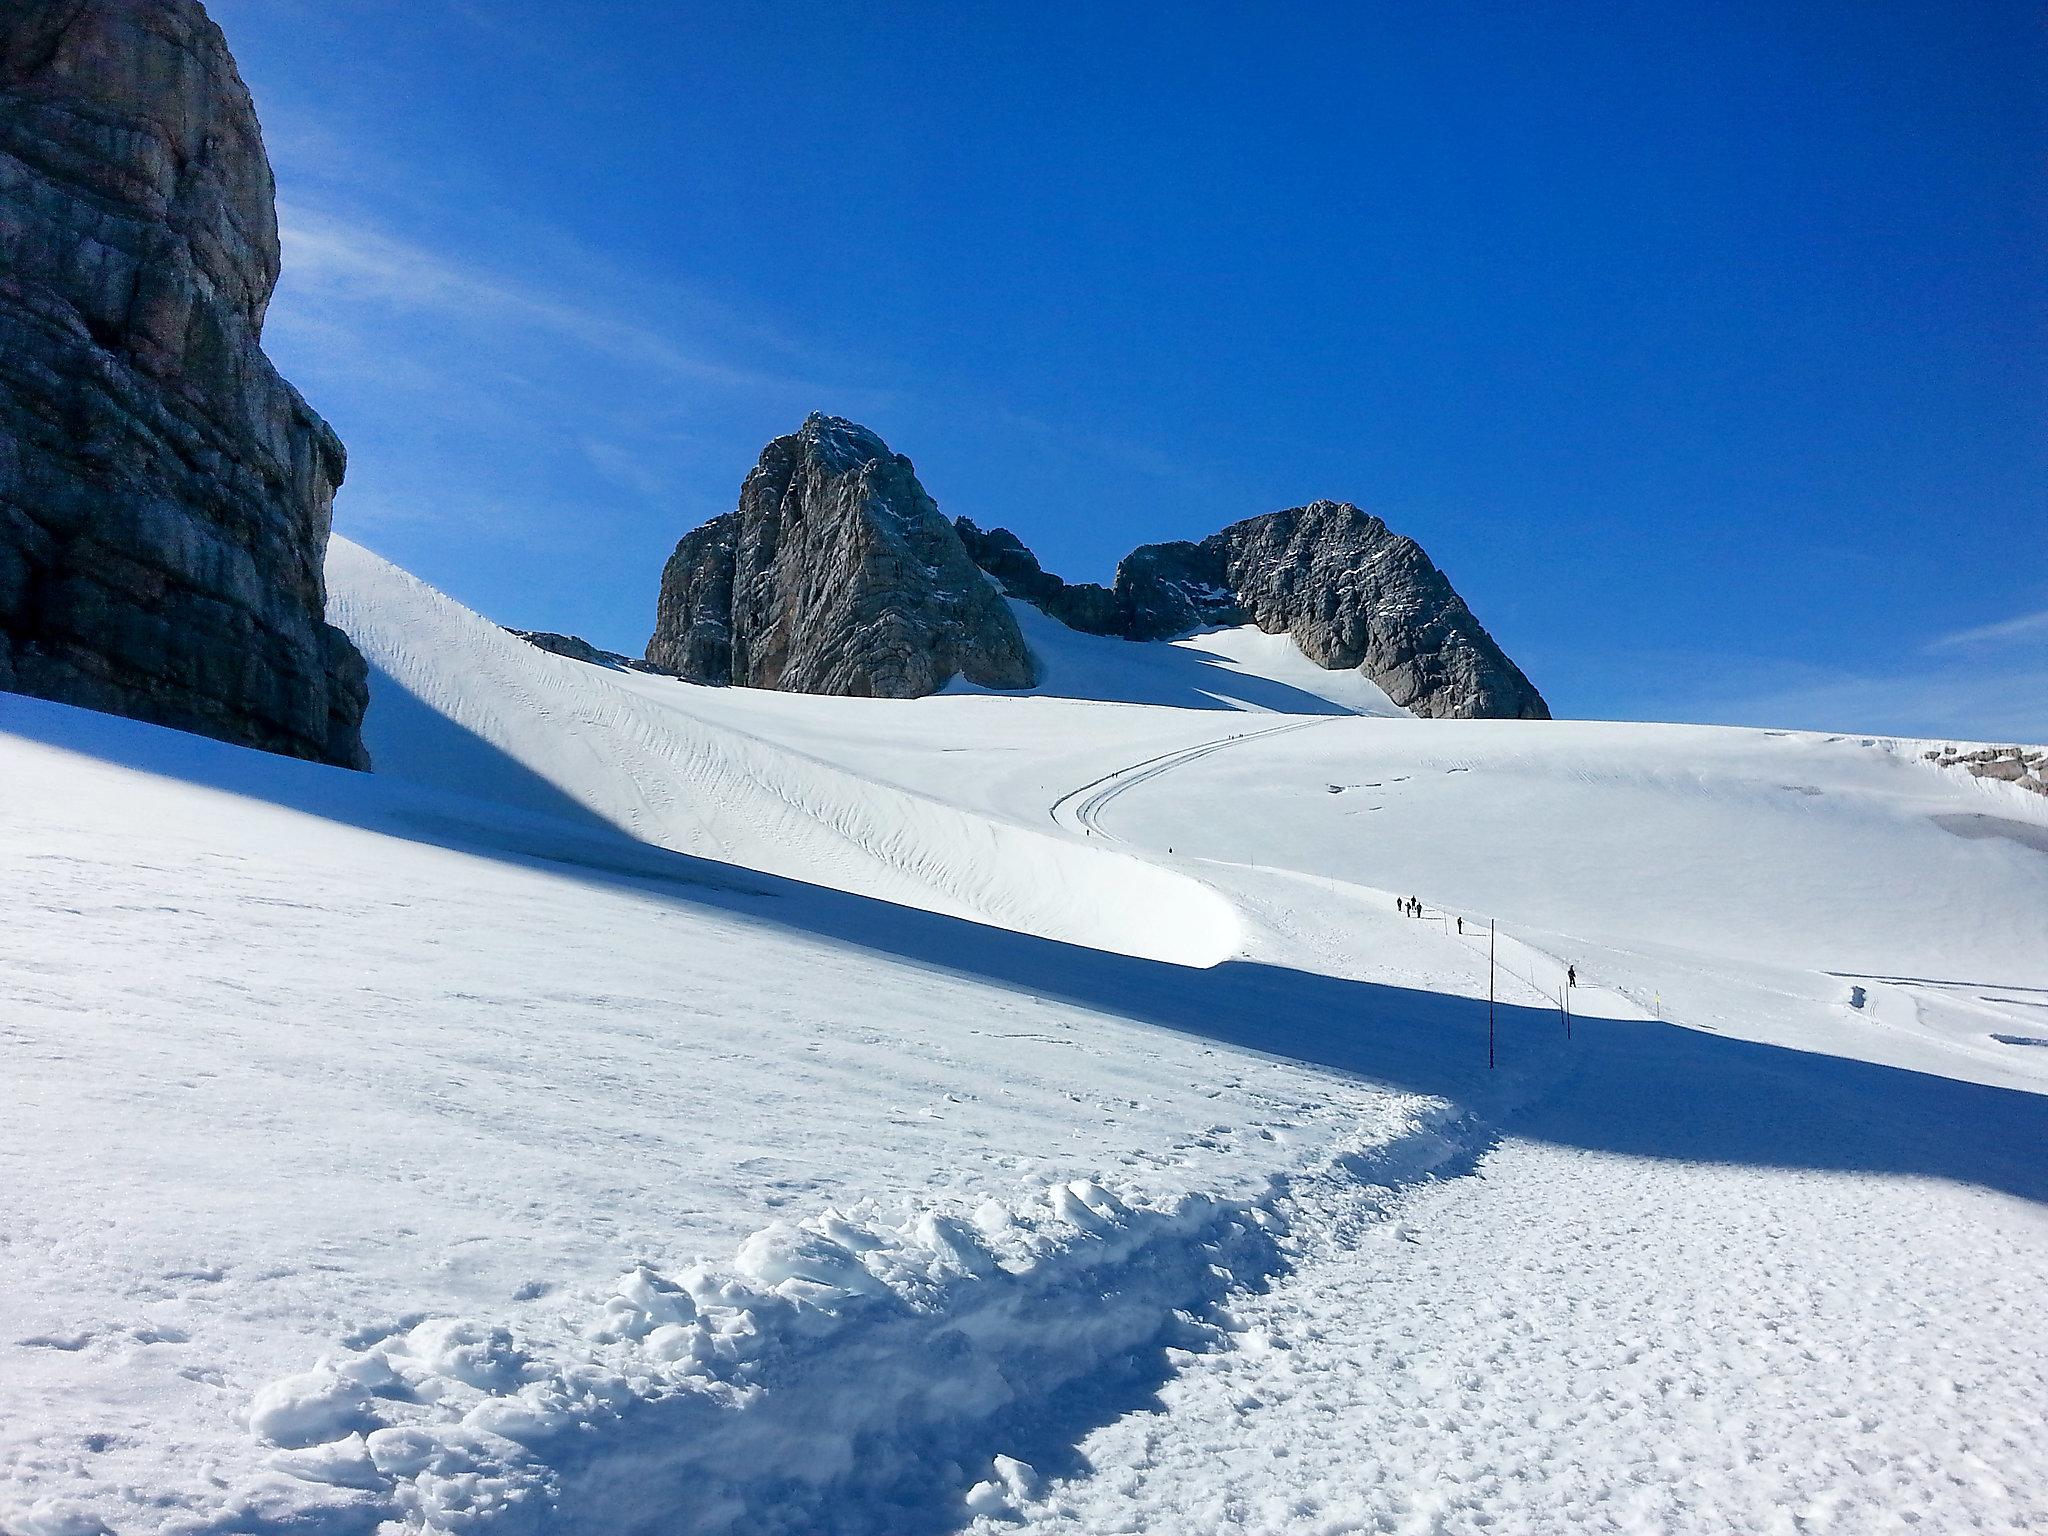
[1488,919,1496,1070]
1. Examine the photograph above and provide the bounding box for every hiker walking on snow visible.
[1567,965,1577,988]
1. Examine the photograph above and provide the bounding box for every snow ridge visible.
[228,1108,1475,1536]
[326,538,1240,967]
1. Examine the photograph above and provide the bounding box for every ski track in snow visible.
[3,543,2046,1534]
[1047,718,1338,843]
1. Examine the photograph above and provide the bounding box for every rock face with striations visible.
[647,415,1037,698]
[957,500,1548,720]
[0,0,367,766]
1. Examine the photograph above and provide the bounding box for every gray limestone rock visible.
[1208,501,1548,720]
[508,629,666,674]
[961,500,1548,721]
[0,0,367,766]
[648,416,1037,698]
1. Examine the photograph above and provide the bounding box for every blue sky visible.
[214,0,2044,737]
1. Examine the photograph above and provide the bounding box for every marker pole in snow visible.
[1488,920,1497,1070]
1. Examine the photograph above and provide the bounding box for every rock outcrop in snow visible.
[0,0,367,767]
[957,502,1549,720]
[1923,743,2048,798]
[507,628,663,674]
[646,415,1036,698]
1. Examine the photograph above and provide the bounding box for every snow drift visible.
[326,539,1239,968]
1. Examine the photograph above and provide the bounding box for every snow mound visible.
[228,1109,1471,1536]
[326,538,1239,966]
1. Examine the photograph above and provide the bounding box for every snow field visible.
[1081,714,2048,1088]
[0,691,1446,1536]
[984,1112,2048,1536]
[3,537,2045,1534]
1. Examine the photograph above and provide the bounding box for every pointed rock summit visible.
[959,501,1548,720]
[646,415,1037,697]
[0,0,367,765]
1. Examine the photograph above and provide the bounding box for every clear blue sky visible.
[213,0,2045,737]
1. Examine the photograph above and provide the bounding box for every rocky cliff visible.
[957,501,1549,720]
[0,0,367,766]
[647,415,1037,697]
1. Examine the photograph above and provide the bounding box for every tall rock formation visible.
[1207,501,1547,720]
[0,0,368,766]
[647,415,1037,698]
[957,501,1549,720]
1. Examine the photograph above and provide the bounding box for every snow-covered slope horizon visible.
[3,541,2044,1536]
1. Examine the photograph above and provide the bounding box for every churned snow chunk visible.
[1,1499,111,1536]
[734,1220,889,1301]
[591,1265,698,1342]
[914,1211,999,1276]
[466,1388,574,1445]
[247,1363,365,1449]
[267,1432,386,1490]
[363,1426,445,1479]
[964,1454,1039,1518]
[401,1318,531,1394]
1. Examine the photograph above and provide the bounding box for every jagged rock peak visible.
[0,0,368,766]
[958,499,1548,721]
[1214,501,1548,720]
[646,416,1037,698]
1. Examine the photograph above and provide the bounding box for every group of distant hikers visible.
[1397,896,1578,989]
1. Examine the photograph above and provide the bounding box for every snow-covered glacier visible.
[1,542,2043,1535]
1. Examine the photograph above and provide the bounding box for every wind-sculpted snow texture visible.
[647,415,1036,698]
[957,501,1547,720]
[0,0,367,766]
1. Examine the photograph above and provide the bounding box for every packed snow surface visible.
[1,541,2043,1535]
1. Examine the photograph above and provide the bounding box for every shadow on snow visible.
[13,688,2041,1213]
[15,686,2048,1536]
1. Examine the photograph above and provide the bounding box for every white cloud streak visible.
[276,206,807,395]
[1926,608,2048,652]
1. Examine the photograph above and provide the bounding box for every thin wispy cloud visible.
[277,207,808,395]
[1926,608,2048,652]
